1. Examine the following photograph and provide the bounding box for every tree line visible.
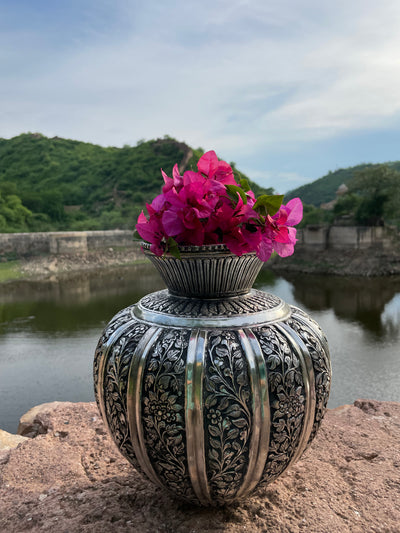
[299,165,400,228]
[1,133,398,233]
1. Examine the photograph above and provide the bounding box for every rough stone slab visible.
[0,399,399,533]
[17,401,65,438]
[0,429,28,451]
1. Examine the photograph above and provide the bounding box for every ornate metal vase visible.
[93,244,331,505]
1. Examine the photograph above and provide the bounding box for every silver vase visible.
[93,244,331,505]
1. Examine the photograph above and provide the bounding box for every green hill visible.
[0,133,267,233]
[286,161,400,206]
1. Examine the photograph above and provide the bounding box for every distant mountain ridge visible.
[285,161,400,206]
[0,133,265,233]
[3,132,398,234]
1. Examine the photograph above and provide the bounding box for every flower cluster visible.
[135,150,303,262]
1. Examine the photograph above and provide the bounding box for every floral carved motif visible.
[141,329,196,502]
[93,306,134,404]
[254,325,305,485]
[286,312,331,444]
[291,307,329,347]
[203,331,252,503]
[103,322,150,471]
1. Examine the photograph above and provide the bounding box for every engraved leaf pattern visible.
[255,326,305,485]
[142,329,197,502]
[93,306,133,403]
[204,330,252,503]
[286,312,331,444]
[292,307,330,348]
[103,323,150,471]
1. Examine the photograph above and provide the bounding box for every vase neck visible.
[142,245,263,299]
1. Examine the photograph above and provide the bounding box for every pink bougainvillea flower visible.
[273,227,297,257]
[162,193,206,245]
[198,150,238,186]
[161,169,173,192]
[204,198,239,236]
[150,193,167,213]
[205,192,248,234]
[245,189,257,207]
[161,164,183,193]
[268,198,303,257]
[136,210,165,256]
[161,176,226,246]
[162,205,205,245]
[225,224,262,257]
[224,230,248,256]
[165,174,225,219]
[197,150,219,178]
[256,233,274,262]
[273,198,303,227]
[182,170,203,186]
[284,197,303,226]
[135,151,303,262]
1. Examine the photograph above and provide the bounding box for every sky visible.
[1,0,400,193]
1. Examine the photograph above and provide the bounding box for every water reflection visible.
[277,273,400,339]
[1,265,400,433]
[0,264,165,335]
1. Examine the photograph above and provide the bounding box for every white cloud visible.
[2,0,400,185]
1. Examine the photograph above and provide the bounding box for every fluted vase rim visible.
[140,241,258,257]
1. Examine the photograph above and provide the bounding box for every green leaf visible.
[133,229,141,240]
[253,194,284,216]
[239,178,251,192]
[225,184,247,205]
[166,237,181,259]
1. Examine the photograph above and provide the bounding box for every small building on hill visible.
[320,183,349,210]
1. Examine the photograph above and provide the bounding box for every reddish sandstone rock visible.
[0,400,399,533]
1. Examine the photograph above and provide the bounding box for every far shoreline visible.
[268,246,400,277]
[2,244,400,284]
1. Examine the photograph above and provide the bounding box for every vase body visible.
[93,246,331,505]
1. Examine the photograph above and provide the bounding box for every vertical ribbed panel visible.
[126,327,163,488]
[185,330,211,505]
[140,329,197,501]
[202,330,253,504]
[235,329,270,500]
[96,320,136,432]
[100,321,151,471]
[254,324,307,486]
[275,323,316,465]
[285,310,331,446]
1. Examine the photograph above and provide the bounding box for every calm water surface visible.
[1,264,400,433]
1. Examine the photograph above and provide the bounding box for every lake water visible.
[1,264,400,433]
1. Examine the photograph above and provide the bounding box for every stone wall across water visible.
[296,225,393,251]
[0,230,139,258]
[0,226,396,259]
